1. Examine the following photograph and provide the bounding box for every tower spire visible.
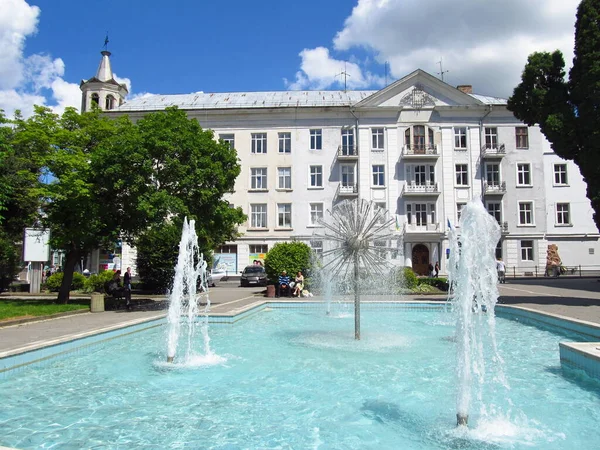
[95,49,114,82]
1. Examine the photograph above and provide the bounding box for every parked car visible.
[240,265,268,287]
[207,269,229,287]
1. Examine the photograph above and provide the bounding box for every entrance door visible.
[412,244,430,276]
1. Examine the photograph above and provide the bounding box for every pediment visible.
[355,69,483,109]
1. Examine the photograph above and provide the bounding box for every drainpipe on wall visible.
[478,105,493,201]
[349,107,360,199]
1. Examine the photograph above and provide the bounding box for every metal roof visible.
[115,90,377,112]
[113,89,507,112]
[469,94,507,105]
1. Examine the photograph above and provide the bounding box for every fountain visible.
[448,198,507,427]
[166,217,211,364]
[314,199,402,339]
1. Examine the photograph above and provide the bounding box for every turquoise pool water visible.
[1,305,599,449]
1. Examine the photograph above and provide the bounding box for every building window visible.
[341,165,355,187]
[310,129,322,150]
[91,93,99,107]
[406,204,412,224]
[252,133,267,154]
[278,132,291,153]
[277,167,291,190]
[457,203,466,223]
[309,165,323,188]
[517,163,531,186]
[219,134,235,149]
[415,203,427,226]
[516,127,529,149]
[277,203,292,228]
[250,168,267,190]
[372,128,384,150]
[520,240,534,261]
[485,163,500,186]
[405,126,435,152]
[518,202,534,225]
[484,127,498,149]
[105,95,115,110]
[250,204,267,228]
[310,240,323,258]
[372,165,385,186]
[310,203,324,226]
[341,128,354,154]
[407,164,435,186]
[554,164,568,185]
[454,127,467,149]
[455,164,469,186]
[249,244,268,254]
[486,202,502,223]
[556,203,571,225]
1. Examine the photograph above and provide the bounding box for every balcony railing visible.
[483,181,507,195]
[403,222,441,233]
[337,145,358,158]
[401,144,439,158]
[337,183,359,196]
[401,181,440,196]
[481,143,506,157]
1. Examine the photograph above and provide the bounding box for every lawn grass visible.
[0,299,90,321]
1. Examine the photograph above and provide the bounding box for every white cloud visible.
[0,0,80,117]
[288,0,579,97]
[284,47,384,90]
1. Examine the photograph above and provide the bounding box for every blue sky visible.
[0,0,581,117]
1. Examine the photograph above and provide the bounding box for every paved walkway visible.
[1,278,599,358]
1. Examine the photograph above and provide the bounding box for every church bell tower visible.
[80,50,128,112]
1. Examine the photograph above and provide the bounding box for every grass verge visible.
[0,299,90,321]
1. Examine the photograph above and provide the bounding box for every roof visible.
[113,88,507,113]
[469,94,507,105]
[115,90,377,112]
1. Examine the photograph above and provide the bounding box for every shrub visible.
[84,270,116,293]
[264,242,312,283]
[46,272,87,292]
[399,266,418,290]
[418,277,449,292]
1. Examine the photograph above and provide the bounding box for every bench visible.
[103,281,129,309]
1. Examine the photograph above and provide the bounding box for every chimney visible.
[457,85,473,94]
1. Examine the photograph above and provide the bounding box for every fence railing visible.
[502,265,600,278]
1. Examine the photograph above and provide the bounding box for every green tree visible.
[264,242,312,283]
[15,107,156,302]
[507,0,600,229]
[133,107,245,290]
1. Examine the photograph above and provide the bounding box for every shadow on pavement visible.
[499,295,599,307]
[502,277,600,295]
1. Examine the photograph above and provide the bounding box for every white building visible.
[85,51,600,276]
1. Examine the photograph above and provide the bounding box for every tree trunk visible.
[58,248,80,303]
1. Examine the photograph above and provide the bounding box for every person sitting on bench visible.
[107,270,132,309]
[275,270,291,298]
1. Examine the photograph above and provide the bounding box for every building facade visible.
[86,52,600,276]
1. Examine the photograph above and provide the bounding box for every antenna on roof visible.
[336,61,351,92]
[437,57,449,82]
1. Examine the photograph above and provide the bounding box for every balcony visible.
[401,181,440,196]
[337,183,359,197]
[403,222,443,235]
[481,143,506,158]
[337,145,358,160]
[401,144,439,159]
[483,181,507,195]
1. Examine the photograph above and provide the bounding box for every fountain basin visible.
[1,304,599,449]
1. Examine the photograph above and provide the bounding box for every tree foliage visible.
[264,242,313,283]
[135,222,182,293]
[507,0,600,229]
[4,105,244,302]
